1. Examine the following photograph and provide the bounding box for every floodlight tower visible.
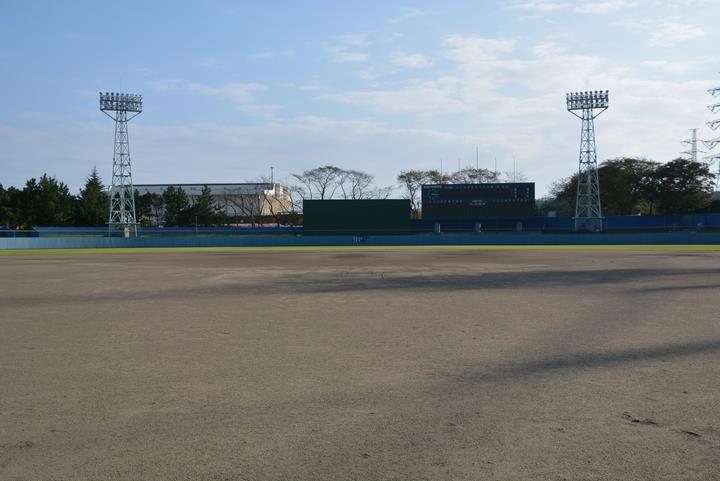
[566,90,609,232]
[99,92,142,237]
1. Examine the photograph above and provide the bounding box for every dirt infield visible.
[2,248,720,480]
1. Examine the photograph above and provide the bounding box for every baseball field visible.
[1,246,719,480]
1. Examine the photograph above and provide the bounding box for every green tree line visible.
[2,158,717,228]
[538,157,718,216]
[0,169,225,228]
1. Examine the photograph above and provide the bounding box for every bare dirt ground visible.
[1,247,720,481]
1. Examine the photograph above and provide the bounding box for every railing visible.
[1,213,719,238]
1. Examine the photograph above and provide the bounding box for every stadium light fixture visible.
[566,90,609,114]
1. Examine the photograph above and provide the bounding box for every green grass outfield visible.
[1,244,720,256]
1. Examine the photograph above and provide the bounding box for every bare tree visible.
[449,167,499,183]
[339,170,377,199]
[216,192,241,225]
[292,165,344,200]
[286,183,307,213]
[497,170,528,182]
[257,177,294,226]
[227,191,262,226]
[372,185,394,199]
[291,165,391,208]
[397,169,447,218]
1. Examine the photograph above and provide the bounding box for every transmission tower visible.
[682,128,702,162]
[99,92,142,237]
[566,90,609,232]
[705,83,720,179]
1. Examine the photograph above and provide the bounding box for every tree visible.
[598,158,657,215]
[226,189,262,226]
[548,158,659,216]
[397,170,426,218]
[187,185,226,226]
[547,157,716,216]
[292,165,343,200]
[162,186,191,227]
[75,168,109,226]
[256,177,294,226]
[547,176,576,216]
[338,169,393,200]
[0,185,22,227]
[449,167,498,184]
[397,169,448,219]
[339,169,373,199]
[290,165,391,212]
[134,191,163,226]
[23,174,74,226]
[647,158,715,214]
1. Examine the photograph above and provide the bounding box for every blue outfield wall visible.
[1,232,720,250]
[413,213,720,232]
[12,213,720,238]
[27,226,299,237]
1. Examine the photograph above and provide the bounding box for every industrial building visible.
[133,183,292,221]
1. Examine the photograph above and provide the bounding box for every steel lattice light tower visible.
[100,92,142,237]
[566,90,609,232]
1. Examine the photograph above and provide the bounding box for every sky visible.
[1,0,718,196]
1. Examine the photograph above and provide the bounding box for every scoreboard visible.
[421,183,535,220]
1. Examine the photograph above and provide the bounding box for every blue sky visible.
[1,0,718,196]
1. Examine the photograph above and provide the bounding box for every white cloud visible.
[650,21,708,46]
[388,52,432,69]
[328,51,369,63]
[146,80,267,104]
[325,34,371,63]
[613,18,708,46]
[336,34,370,47]
[442,35,518,63]
[319,77,469,117]
[146,79,183,92]
[531,41,565,56]
[355,69,377,81]
[315,29,716,194]
[234,104,282,117]
[184,82,267,103]
[574,0,639,14]
[388,8,428,23]
[510,0,567,12]
[642,59,705,75]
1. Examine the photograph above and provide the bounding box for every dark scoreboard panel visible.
[421,183,535,220]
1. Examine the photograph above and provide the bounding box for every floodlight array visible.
[709,87,720,97]
[99,92,143,112]
[709,119,720,131]
[566,90,609,111]
[708,103,720,114]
